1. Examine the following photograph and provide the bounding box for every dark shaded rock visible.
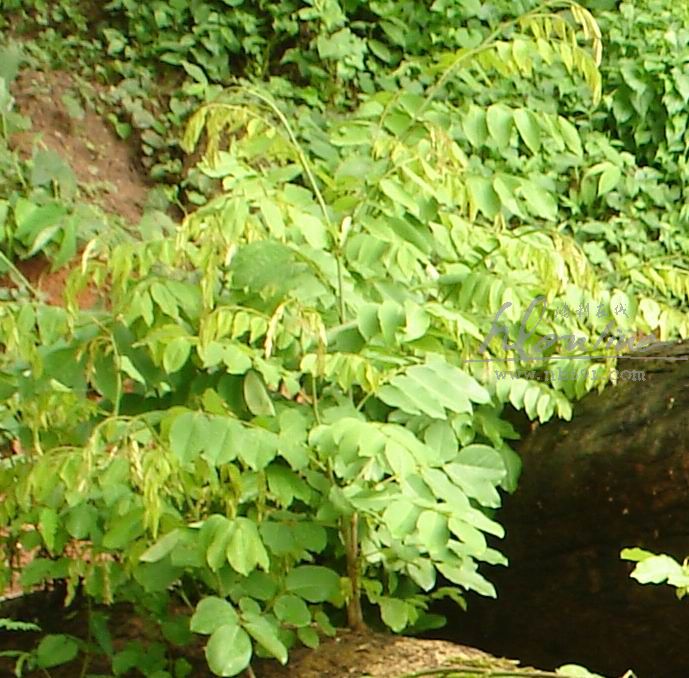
[441,343,689,678]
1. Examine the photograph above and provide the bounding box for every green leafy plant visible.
[621,548,689,599]
[0,59,122,292]
[0,4,615,676]
[0,619,83,677]
[3,0,689,676]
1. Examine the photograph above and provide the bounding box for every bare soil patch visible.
[2,67,150,305]
[7,253,99,307]
[10,68,150,224]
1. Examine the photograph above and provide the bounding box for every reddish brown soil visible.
[10,68,150,224]
[2,68,150,306]
[8,254,99,307]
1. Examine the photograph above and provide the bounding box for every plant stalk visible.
[344,512,366,631]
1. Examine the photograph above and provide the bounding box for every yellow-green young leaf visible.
[163,337,191,373]
[378,300,405,344]
[424,420,459,463]
[14,201,67,247]
[170,411,209,464]
[416,510,450,557]
[639,298,661,329]
[463,505,505,538]
[402,302,430,342]
[558,116,582,155]
[486,104,513,147]
[221,344,252,375]
[519,181,557,221]
[205,624,252,677]
[555,664,606,678]
[259,198,286,239]
[380,179,419,216]
[103,509,144,549]
[536,392,556,423]
[181,60,208,85]
[407,558,436,591]
[493,174,524,218]
[598,164,622,196]
[204,518,234,572]
[243,370,275,416]
[462,105,488,147]
[466,176,500,220]
[506,378,529,409]
[609,289,633,329]
[378,381,446,418]
[448,517,487,554]
[38,507,58,551]
[140,529,182,563]
[181,108,208,153]
[288,207,329,248]
[65,504,95,540]
[437,561,496,598]
[620,547,655,563]
[523,384,541,419]
[387,216,434,255]
[511,38,533,74]
[513,108,541,154]
[357,302,380,340]
[203,416,240,466]
[239,428,278,470]
[445,444,506,508]
[151,281,180,319]
[385,440,416,477]
[383,498,421,539]
[629,554,685,585]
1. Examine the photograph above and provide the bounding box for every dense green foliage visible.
[0,0,688,676]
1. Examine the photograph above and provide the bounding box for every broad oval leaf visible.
[191,597,239,635]
[514,108,541,153]
[486,104,513,147]
[205,624,252,677]
[227,518,270,576]
[36,635,79,669]
[243,370,276,417]
[285,565,340,603]
[273,594,311,627]
[140,529,182,563]
[243,614,288,664]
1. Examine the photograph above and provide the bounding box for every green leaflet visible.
[486,104,514,148]
[514,108,541,153]
[285,566,341,603]
[378,361,490,419]
[243,370,276,417]
[205,625,252,677]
